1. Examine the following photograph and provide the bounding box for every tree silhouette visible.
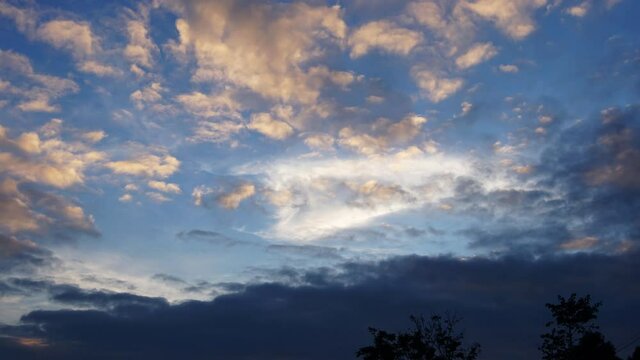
[629,347,640,360]
[356,314,480,360]
[540,293,619,360]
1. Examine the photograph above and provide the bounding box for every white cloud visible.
[461,101,473,116]
[304,133,335,151]
[124,19,157,68]
[338,114,428,155]
[177,91,241,119]
[565,1,590,17]
[78,60,120,77]
[349,20,423,58]
[147,180,181,194]
[164,0,347,105]
[81,131,106,143]
[234,153,522,242]
[412,68,464,102]
[0,126,105,189]
[130,82,163,109]
[248,110,294,140]
[0,50,79,112]
[217,183,256,209]
[37,20,95,58]
[106,152,179,179]
[455,42,498,69]
[464,0,547,40]
[499,64,519,73]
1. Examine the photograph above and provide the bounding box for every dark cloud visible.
[436,105,640,256]
[48,286,169,312]
[266,244,344,260]
[1,251,639,359]
[0,234,55,273]
[176,229,250,247]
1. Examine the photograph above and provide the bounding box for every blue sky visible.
[1,0,640,358]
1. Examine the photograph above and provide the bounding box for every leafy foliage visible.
[540,293,619,360]
[356,314,480,360]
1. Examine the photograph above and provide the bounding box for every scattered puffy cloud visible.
[130,82,164,110]
[565,1,591,17]
[78,60,120,77]
[147,180,181,194]
[0,1,37,34]
[248,111,294,140]
[124,20,157,68]
[455,42,498,69]
[461,101,474,116]
[217,183,256,209]
[177,91,241,120]
[146,192,170,203]
[0,178,98,238]
[304,133,335,151]
[105,150,179,179]
[348,20,423,58]
[463,0,547,40]
[0,50,79,112]
[499,64,519,73]
[80,131,106,144]
[36,20,94,58]
[412,68,464,102]
[338,128,387,156]
[338,114,428,155]
[164,0,347,105]
[0,125,105,189]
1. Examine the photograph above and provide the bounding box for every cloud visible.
[304,133,335,151]
[0,50,79,112]
[338,128,387,156]
[1,251,639,359]
[455,42,498,69]
[130,82,164,110]
[407,0,474,46]
[337,114,428,155]
[80,131,106,144]
[176,229,249,247]
[248,109,295,140]
[0,234,54,273]
[177,91,242,120]
[190,121,245,144]
[164,0,347,105]
[147,180,181,194]
[565,1,591,17]
[0,179,98,238]
[233,152,521,241]
[78,60,120,77]
[348,20,423,58]
[124,20,157,68]
[463,0,547,40]
[461,101,474,116]
[0,125,105,189]
[105,150,179,179]
[0,2,37,34]
[560,236,599,250]
[412,68,464,102]
[499,64,519,73]
[217,183,256,209]
[36,20,94,58]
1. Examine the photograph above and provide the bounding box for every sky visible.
[0,0,639,358]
